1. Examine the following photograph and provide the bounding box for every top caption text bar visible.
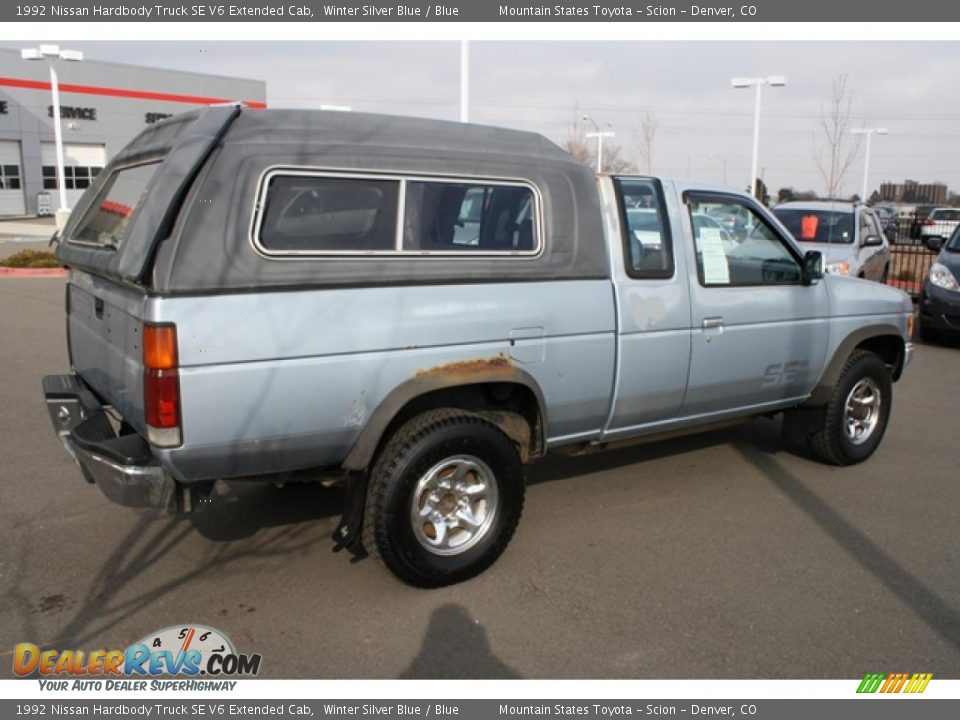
[5,0,959,23]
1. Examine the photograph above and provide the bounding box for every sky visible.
[5,40,959,197]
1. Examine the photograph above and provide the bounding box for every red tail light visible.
[924,218,935,226]
[143,323,182,447]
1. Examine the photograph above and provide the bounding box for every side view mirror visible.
[802,250,823,284]
[926,237,944,252]
[862,234,883,248]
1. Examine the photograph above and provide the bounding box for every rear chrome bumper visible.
[43,374,180,512]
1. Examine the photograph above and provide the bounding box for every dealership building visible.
[0,48,266,216]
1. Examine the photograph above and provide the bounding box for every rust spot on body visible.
[415,353,512,378]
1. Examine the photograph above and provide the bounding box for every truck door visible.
[680,190,830,417]
[601,177,692,439]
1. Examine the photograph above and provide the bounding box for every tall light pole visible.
[851,126,888,201]
[731,75,786,199]
[582,115,614,174]
[460,40,469,123]
[21,44,83,226]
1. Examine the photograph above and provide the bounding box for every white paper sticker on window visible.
[699,227,730,285]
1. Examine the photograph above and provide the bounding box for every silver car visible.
[773,201,892,283]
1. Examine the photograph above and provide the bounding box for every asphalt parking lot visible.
[1,276,958,680]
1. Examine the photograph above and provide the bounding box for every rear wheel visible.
[362,408,524,587]
[807,350,892,465]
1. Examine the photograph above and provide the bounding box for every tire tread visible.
[362,408,524,586]
[807,350,886,465]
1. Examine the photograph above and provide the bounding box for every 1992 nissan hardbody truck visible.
[43,107,913,586]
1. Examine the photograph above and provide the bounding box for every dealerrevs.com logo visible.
[14,625,262,690]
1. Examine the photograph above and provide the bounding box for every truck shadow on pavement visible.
[525,416,811,487]
[734,442,960,655]
[31,484,343,652]
[188,481,345,541]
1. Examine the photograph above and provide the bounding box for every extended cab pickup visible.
[43,107,914,586]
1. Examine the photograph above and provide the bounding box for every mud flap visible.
[782,405,826,446]
[332,471,369,560]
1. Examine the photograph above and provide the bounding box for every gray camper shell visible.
[57,107,608,292]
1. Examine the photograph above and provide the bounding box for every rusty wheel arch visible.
[341,355,548,472]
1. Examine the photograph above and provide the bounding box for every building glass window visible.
[0,164,20,190]
[42,164,105,190]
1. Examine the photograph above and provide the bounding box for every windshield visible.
[773,208,855,244]
[948,226,960,252]
[70,161,161,250]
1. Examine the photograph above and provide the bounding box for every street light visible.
[21,44,84,226]
[731,75,786,199]
[582,115,615,174]
[851,127,888,201]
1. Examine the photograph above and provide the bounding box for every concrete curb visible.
[0,267,67,278]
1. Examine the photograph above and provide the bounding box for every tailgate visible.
[56,106,241,430]
[67,270,149,433]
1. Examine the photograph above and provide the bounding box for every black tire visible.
[362,408,524,587]
[881,265,890,285]
[807,350,892,466]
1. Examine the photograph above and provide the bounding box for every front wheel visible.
[362,408,524,587]
[807,350,892,465]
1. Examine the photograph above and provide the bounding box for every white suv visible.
[773,201,892,283]
[920,208,960,248]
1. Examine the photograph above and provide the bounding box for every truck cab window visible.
[687,196,801,286]
[615,177,673,279]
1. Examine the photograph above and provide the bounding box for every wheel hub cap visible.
[843,377,881,446]
[410,455,499,556]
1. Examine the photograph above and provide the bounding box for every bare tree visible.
[561,107,637,174]
[814,75,862,197]
[634,111,659,174]
[562,111,594,166]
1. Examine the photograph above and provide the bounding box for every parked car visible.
[43,108,914,586]
[910,204,941,241]
[918,226,960,342]
[772,201,891,283]
[919,208,960,250]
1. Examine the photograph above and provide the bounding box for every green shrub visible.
[0,249,62,268]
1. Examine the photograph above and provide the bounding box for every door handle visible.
[702,317,724,330]
[94,297,104,319]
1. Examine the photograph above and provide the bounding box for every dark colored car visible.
[919,225,960,342]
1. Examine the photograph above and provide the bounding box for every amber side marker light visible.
[143,323,182,448]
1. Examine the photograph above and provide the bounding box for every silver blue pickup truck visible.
[43,107,914,586]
